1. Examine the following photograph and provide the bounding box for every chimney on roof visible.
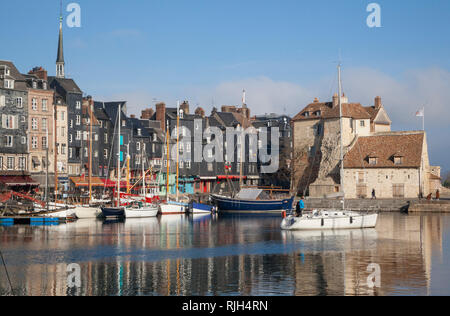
[180,101,190,115]
[28,67,48,81]
[141,108,154,120]
[341,93,348,104]
[332,93,339,108]
[221,106,237,113]
[375,96,382,109]
[313,97,319,103]
[156,102,166,131]
[195,107,205,118]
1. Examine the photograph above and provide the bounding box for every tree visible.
[444,171,450,188]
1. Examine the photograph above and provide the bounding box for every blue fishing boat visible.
[189,202,214,214]
[211,189,294,215]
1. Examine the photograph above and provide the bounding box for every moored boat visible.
[124,204,159,218]
[189,202,214,214]
[73,206,102,219]
[159,201,187,215]
[281,210,378,231]
[100,207,125,218]
[211,189,294,215]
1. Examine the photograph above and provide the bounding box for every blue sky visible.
[1,0,449,173]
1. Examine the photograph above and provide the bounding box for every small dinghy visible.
[189,202,214,214]
[281,210,378,231]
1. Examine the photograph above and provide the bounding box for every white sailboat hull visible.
[159,203,187,215]
[281,211,378,231]
[125,207,159,218]
[42,210,77,219]
[74,206,101,219]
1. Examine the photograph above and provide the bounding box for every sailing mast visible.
[239,90,246,189]
[89,99,93,204]
[166,120,170,201]
[117,104,121,207]
[176,101,180,202]
[338,64,345,210]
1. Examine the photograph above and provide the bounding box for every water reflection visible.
[0,213,447,296]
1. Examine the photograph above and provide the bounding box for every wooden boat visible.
[100,207,125,218]
[211,189,294,215]
[73,206,102,219]
[159,201,187,215]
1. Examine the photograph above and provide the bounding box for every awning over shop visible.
[217,175,247,180]
[70,176,105,188]
[0,175,39,187]
[101,179,129,189]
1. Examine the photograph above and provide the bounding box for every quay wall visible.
[408,200,450,213]
[304,198,412,212]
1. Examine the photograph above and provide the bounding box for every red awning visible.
[0,176,39,187]
[102,179,129,189]
[217,175,247,180]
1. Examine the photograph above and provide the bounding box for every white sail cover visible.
[236,189,263,200]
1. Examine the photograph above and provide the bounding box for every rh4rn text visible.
[182,300,269,313]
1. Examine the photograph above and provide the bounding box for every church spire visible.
[56,0,65,78]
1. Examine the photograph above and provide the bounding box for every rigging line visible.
[102,109,120,196]
[0,248,14,296]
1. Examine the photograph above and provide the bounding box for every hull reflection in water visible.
[0,213,447,296]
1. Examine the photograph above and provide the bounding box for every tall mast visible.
[142,142,146,198]
[45,127,49,211]
[54,98,58,201]
[117,104,121,207]
[338,64,345,210]
[166,121,170,200]
[176,101,180,202]
[89,99,93,203]
[239,90,246,189]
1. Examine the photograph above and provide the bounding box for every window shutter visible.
[1,114,6,128]
[0,95,5,107]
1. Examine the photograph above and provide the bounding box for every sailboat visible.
[210,90,295,215]
[124,145,158,218]
[101,103,125,218]
[159,101,188,215]
[281,64,378,231]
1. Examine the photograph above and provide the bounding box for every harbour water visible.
[0,213,449,296]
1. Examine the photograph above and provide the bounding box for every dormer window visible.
[32,81,37,89]
[369,157,378,165]
[394,156,403,165]
[303,112,310,118]
[5,68,10,76]
[179,109,184,119]
[43,82,47,90]
[4,79,14,89]
[314,111,321,116]
[137,128,142,136]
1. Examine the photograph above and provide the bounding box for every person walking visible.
[372,189,377,200]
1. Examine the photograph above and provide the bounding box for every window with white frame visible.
[69,134,73,143]
[76,101,81,109]
[3,115,17,129]
[76,131,81,140]
[69,147,73,158]
[7,157,14,170]
[76,115,81,125]
[18,157,26,170]
[42,118,47,131]
[42,99,48,111]
[104,134,108,143]
[104,149,108,159]
[21,136,26,145]
[84,147,88,158]
[61,111,65,121]
[32,98,37,111]
[16,97,23,108]
[32,118,38,130]
[0,95,5,107]
[32,137,38,149]
[94,150,98,158]
[4,79,14,89]
[186,161,191,169]
[136,142,141,151]
[5,136,13,147]
[0,157,3,170]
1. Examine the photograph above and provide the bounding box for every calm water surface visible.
[0,213,449,296]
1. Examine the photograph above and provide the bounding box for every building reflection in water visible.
[0,213,445,296]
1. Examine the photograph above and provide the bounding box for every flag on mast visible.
[416,107,425,130]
